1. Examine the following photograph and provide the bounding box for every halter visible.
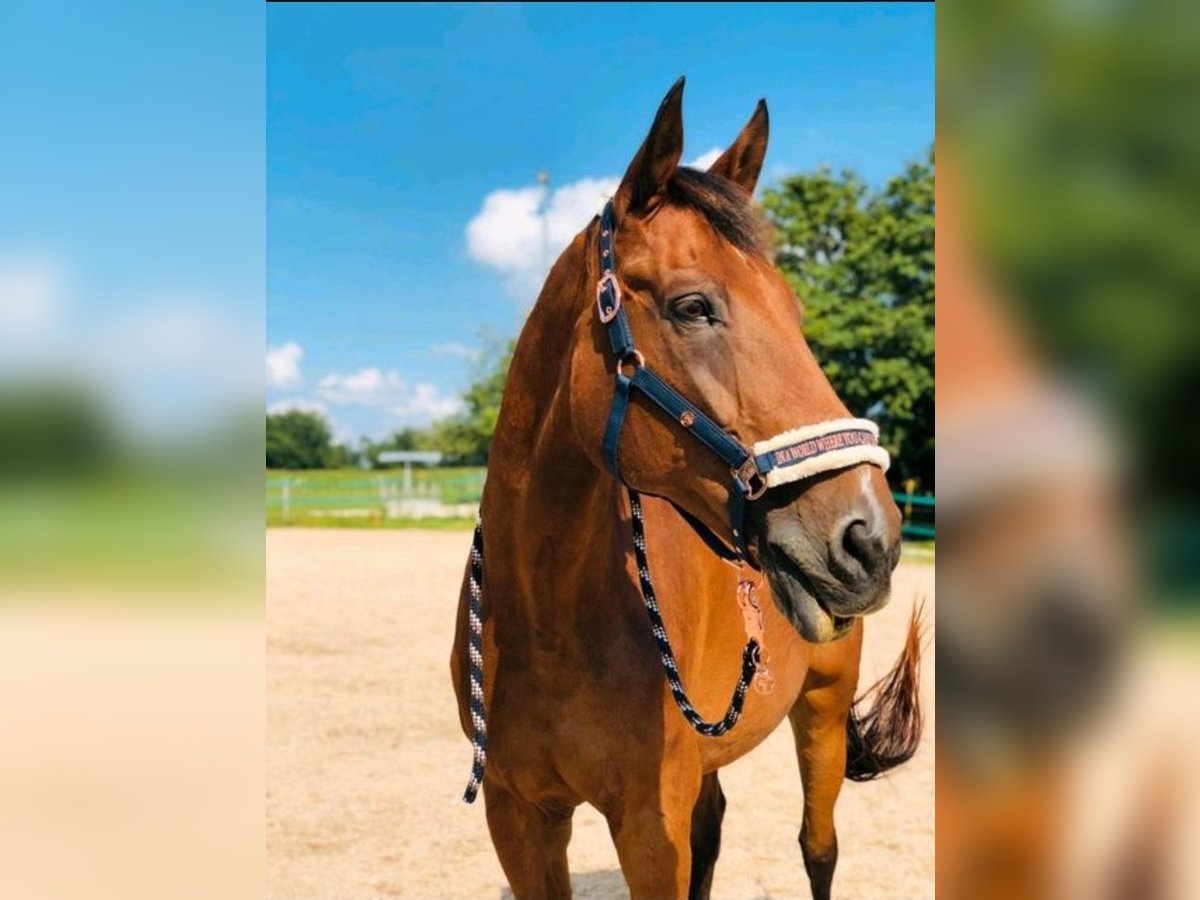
[595,199,889,564]
[461,199,890,804]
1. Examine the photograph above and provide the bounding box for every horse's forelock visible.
[665,167,767,254]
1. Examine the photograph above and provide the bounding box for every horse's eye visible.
[670,294,714,323]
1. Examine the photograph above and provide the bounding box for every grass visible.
[267,466,485,497]
[265,468,936,557]
[266,513,476,531]
[1,475,262,592]
[266,469,934,557]
[901,539,936,564]
[266,466,485,528]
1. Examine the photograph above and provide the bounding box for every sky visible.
[267,2,934,443]
[1,0,264,445]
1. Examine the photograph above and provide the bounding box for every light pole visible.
[537,170,550,275]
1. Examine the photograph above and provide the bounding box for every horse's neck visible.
[483,229,625,622]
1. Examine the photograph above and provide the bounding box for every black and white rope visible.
[628,489,760,737]
[462,514,487,804]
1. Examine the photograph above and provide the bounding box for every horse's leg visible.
[483,781,573,900]
[607,760,701,900]
[688,770,726,900]
[789,679,856,900]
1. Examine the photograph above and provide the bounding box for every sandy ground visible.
[267,528,934,899]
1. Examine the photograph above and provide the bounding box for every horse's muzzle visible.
[754,469,902,643]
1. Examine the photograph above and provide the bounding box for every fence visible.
[895,491,935,540]
[265,469,933,539]
[266,468,486,525]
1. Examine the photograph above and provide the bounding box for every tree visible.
[0,381,117,479]
[325,440,362,469]
[425,337,515,463]
[762,150,935,490]
[265,409,334,469]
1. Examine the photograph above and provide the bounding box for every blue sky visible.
[267,2,934,442]
[2,1,263,443]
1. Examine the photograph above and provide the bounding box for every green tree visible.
[265,409,334,469]
[0,381,117,480]
[325,441,362,469]
[426,337,515,463]
[763,150,935,490]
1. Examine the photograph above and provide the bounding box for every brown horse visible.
[452,78,922,900]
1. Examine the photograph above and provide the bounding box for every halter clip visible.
[734,457,767,500]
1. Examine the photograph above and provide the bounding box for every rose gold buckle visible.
[734,458,767,500]
[596,272,622,323]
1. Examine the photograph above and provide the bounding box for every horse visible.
[452,78,922,900]
[935,147,1136,900]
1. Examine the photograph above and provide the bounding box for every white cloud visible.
[390,383,462,424]
[114,302,230,364]
[465,175,619,300]
[315,367,403,405]
[688,147,723,170]
[0,249,265,443]
[429,341,480,362]
[314,366,462,426]
[464,148,728,301]
[0,255,66,343]
[96,299,261,439]
[266,341,304,388]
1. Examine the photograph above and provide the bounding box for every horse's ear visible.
[613,77,686,219]
[707,99,769,195]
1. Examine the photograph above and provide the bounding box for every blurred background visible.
[1,0,264,594]
[1,2,263,899]
[938,0,1200,897]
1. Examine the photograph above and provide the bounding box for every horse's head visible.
[568,79,901,643]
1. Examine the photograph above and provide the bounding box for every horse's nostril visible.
[842,519,868,558]
[832,518,887,585]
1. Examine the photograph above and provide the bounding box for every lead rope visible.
[461,493,771,803]
[628,489,764,736]
[462,514,486,804]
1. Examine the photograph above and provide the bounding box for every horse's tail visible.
[845,602,926,782]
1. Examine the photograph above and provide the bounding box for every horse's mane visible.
[665,167,767,254]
